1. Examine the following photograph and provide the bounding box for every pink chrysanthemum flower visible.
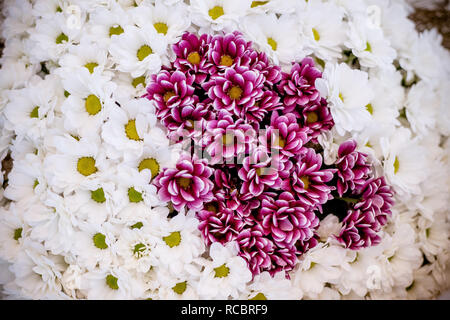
[197,202,244,245]
[264,112,309,160]
[145,70,197,120]
[236,224,275,276]
[337,209,381,250]
[238,147,281,200]
[204,66,264,117]
[301,98,334,141]
[277,57,322,113]
[269,246,298,276]
[204,111,256,161]
[208,31,251,70]
[244,49,282,87]
[294,233,319,255]
[335,140,372,197]
[173,32,213,84]
[154,155,214,211]
[353,176,394,227]
[258,192,319,248]
[281,148,336,208]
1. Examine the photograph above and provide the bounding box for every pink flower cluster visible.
[148,32,394,277]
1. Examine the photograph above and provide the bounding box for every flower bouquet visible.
[0,0,449,300]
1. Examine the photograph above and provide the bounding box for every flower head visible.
[208,31,251,70]
[336,209,381,250]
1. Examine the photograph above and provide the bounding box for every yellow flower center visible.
[132,76,146,88]
[84,62,98,74]
[306,111,319,123]
[208,6,224,20]
[365,42,372,52]
[220,54,234,67]
[124,119,141,141]
[13,228,22,241]
[250,292,267,300]
[251,1,269,8]
[77,157,97,176]
[172,281,187,295]
[30,106,39,118]
[177,177,192,189]
[339,92,344,102]
[137,45,153,61]
[106,274,119,290]
[128,187,143,203]
[214,264,230,278]
[163,90,176,103]
[228,86,243,100]
[365,103,373,115]
[56,33,68,44]
[163,231,181,248]
[204,201,219,213]
[267,37,277,51]
[138,158,160,179]
[312,28,320,41]
[133,243,147,258]
[274,136,286,148]
[153,22,168,35]
[85,94,102,115]
[222,133,235,146]
[300,176,310,190]
[393,156,400,174]
[256,167,267,176]
[93,233,108,249]
[187,51,201,65]
[109,25,124,37]
[91,188,106,203]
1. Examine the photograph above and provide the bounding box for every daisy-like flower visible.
[197,242,252,299]
[129,1,191,44]
[59,71,116,137]
[238,147,281,200]
[150,265,202,300]
[153,212,205,275]
[315,63,373,136]
[109,25,167,77]
[205,66,264,117]
[345,13,397,69]
[243,270,302,300]
[281,148,335,209]
[258,192,319,248]
[334,140,372,197]
[3,78,58,141]
[189,0,252,32]
[264,111,309,160]
[208,31,251,71]
[277,57,323,114]
[241,12,304,65]
[0,204,27,263]
[246,0,299,15]
[172,32,213,84]
[154,155,214,211]
[297,1,347,61]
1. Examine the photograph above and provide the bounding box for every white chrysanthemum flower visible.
[80,266,147,299]
[345,13,396,69]
[196,242,252,299]
[1,0,34,39]
[405,81,439,136]
[58,39,112,78]
[246,0,300,14]
[0,60,39,93]
[0,204,27,263]
[3,78,58,141]
[417,212,450,264]
[109,25,167,78]
[43,133,111,193]
[26,15,81,63]
[190,0,251,32]
[58,71,116,136]
[115,226,162,273]
[243,271,302,300]
[153,212,205,275]
[380,127,429,199]
[129,1,191,44]
[3,153,47,206]
[31,0,68,19]
[293,243,355,299]
[151,263,202,299]
[316,62,373,136]
[406,265,439,300]
[101,97,169,161]
[6,239,68,299]
[61,264,86,299]
[316,214,342,242]
[297,1,346,61]
[240,13,304,66]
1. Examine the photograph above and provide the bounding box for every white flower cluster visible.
[0,0,448,300]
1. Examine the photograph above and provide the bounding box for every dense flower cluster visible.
[148,32,395,276]
[0,0,449,300]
